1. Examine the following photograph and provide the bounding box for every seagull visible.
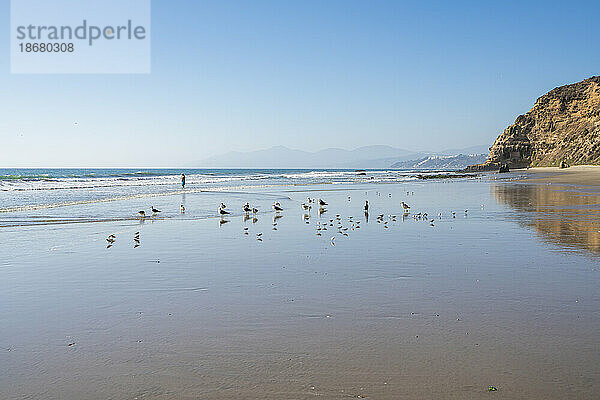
[302,203,311,210]
[219,207,230,216]
[273,202,283,212]
[151,206,161,214]
[319,199,328,206]
[220,203,226,209]
[252,208,259,214]
[401,202,410,212]
[180,204,185,213]
[138,210,146,217]
[243,203,251,213]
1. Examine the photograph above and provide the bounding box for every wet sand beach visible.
[1,173,600,399]
[515,165,600,186]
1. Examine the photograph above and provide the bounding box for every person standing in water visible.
[181,173,186,189]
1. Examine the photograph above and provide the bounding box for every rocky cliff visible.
[468,76,600,170]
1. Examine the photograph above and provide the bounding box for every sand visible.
[1,177,599,399]
[515,165,600,186]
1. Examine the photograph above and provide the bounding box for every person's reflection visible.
[180,193,186,215]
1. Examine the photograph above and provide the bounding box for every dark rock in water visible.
[498,164,510,173]
[467,76,600,171]
[416,173,477,180]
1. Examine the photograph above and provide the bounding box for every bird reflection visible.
[219,218,230,227]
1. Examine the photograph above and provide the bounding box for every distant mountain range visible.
[197,145,490,169]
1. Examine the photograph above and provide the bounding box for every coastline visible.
[513,165,600,187]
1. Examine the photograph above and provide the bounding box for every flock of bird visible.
[106,194,470,249]
[215,196,469,246]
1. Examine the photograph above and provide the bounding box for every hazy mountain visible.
[197,145,488,169]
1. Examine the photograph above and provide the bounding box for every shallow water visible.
[1,175,599,399]
[0,168,426,215]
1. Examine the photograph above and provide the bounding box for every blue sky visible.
[1,0,598,167]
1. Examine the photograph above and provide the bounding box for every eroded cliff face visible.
[469,76,600,170]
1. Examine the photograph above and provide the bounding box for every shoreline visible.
[512,165,600,186]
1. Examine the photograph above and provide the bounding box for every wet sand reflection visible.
[492,183,600,255]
